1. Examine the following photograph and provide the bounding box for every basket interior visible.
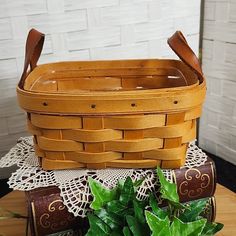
[24,60,199,93]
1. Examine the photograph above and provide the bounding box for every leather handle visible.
[18,28,45,89]
[168,31,204,83]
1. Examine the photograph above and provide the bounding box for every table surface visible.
[0,184,235,236]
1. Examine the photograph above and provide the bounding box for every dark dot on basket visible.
[173,101,178,104]
[42,102,48,106]
[91,104,96,109]
[131,103,136,107]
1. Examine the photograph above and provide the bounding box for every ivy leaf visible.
[88,177,118,210]
[133,199,150,235]
[120,177,134,205]
[179,199,208,222]
[133,177,145,192]
[145,211,171,236]
[86,213,111,236]
[126,215,143,236]
[133,178,145,188]
[201,222,224,236]
[85,229,94,236]
[117,177,144,193]
[117,179,125,190]
[170,217,207,236]
[156,167,179,204]
[169,200,189,210]
[123,226,132,236]
[133,199,146,224]
[149,194,168,220]
[110,231,122,236]
[157,226,173,236]
[106,200,130,217]
[95,208,122,231]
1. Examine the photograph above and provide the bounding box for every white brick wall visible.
[199,0,236,165]
[0,0,201,157]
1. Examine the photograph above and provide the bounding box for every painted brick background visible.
[199,0,236,165]
[0,0,201,159]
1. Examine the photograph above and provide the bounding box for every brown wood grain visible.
[215,185,236,236]
[0,191,28,236]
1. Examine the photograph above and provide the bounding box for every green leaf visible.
[132,199,150,235]
[117,179,125,190]
[157,226,172,236]
[133,199,146,224]
[110,231,122,236]
[85,229,94,236]
[145,211,171,236]
[123,226,132,236]
[170,217,207,236]
[119,177,134,205]
[156,167,179,204]
[169,200,189,210]
[106,200,133,219]
[126,215,143,236]
[201,222,224,235]
[87,213,111,235]
[133,178,145,188]
[88,177,118,210]
[133,178,145,192]
[95,208,122,231]
[179,199,208,222]
[149,194,168,220]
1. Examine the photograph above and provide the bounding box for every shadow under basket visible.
[17,29,206,170]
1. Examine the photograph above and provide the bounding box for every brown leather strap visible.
[19,30,203,88]
[168,31,204,83]
[19,29,45,89]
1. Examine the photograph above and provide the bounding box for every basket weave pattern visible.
[17,29,206,170]
[28,110,198,169]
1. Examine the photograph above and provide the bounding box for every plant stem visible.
[173,209,178,218]
[168,202,173,221]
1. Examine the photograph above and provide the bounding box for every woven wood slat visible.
[182,120,196,143]
[28,119,194,140]
[105,138,163,152]
[63,129,123,142]
[143,120,192,138]
[41,158,86,169]
[41,158,159,170]
[106,159,160,168]
[143,144,187,160]
[37,136,84,152]
[30,114,82,129]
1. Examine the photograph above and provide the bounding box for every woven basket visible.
[17,29,206,170]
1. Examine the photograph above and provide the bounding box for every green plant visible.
[145,168,223,236]
[86,168,223,236]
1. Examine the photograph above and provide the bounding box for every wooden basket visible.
[17,29,206,170]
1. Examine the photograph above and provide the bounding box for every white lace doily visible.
[0,137,207,217]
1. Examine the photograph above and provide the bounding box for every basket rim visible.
[17,59,206,115]
[20,58,205,97]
